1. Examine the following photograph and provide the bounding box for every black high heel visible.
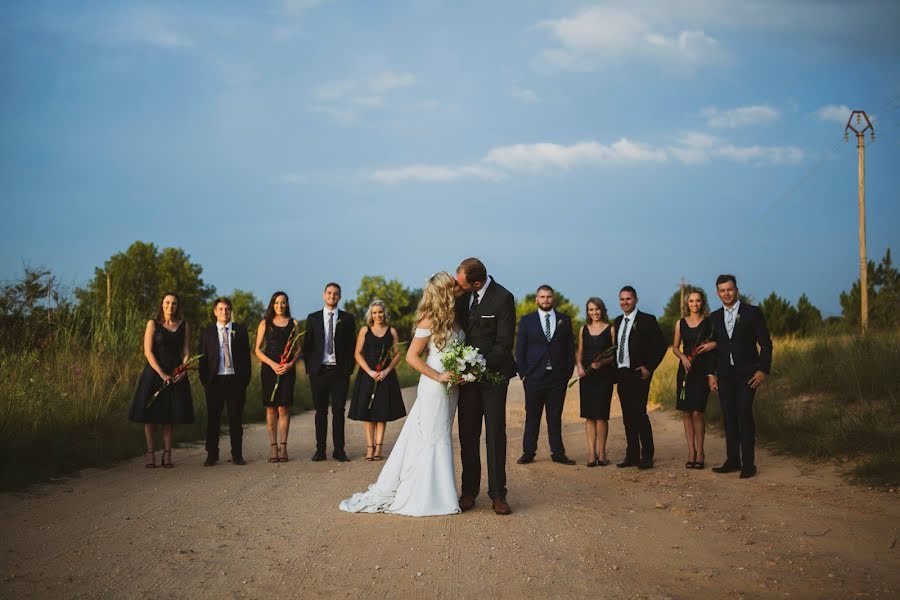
[145,451,157,469]
[161,450,174,469]
[278,442,289,463]
[365,445,376,462]
[373,443,384,461]
[268,443,279,463]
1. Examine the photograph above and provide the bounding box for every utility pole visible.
[844,111,875,334]
[679,276,685,316]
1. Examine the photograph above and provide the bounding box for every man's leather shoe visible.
[712,461,742,474]
[492,497,512,515]
[203,454,217,467]
[551,454,576,465]
[232,456,246,466]
[638,459,654,470]
[458,494,475,511]
[616,459,637,468]
[311,450,327,461]
[516,454,535,464]
[739,466,757,479]
[333,452,350,462]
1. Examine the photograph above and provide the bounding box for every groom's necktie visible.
[468,292,479,327]
[326,311,335,356]
[544,313,552,369]
[222,327,233,370]
[618,318,629,364]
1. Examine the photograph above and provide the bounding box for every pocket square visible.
[480,315,496,318]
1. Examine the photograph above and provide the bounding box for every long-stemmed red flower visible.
[269,324,304,405]
[368,341,408,410]
[568,344,618,388]
[678,329,717,401]
[147,354,203,407]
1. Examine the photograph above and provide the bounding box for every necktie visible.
[618,318,629,364]
[222,327,233,370]
[468,292,479,327]
[544,313,552,341]
[725,309,735,338]
[326,312,335,356]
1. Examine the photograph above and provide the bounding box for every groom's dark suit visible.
[707,302,772,470]
[516,309,575,459]
[198,322,251,461]
[455,277,517,501]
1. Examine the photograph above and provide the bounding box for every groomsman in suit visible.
[303,283,357,462]
[707,274,772,479]
[515,285,576,466]
[455,258,517,515]
[198,297,252,466]
[614,286,666,469]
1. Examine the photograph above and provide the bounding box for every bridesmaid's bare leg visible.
[277,406,290,460]
[682,412,696,463]
[597,419,609,462]
[584,419,597,462]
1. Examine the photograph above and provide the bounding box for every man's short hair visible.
[213,297,233,310]
[457,258,487,284]
[536,284,554,295]
[619,285,637,297]
[324,282,342,293]
[715,274,737,287]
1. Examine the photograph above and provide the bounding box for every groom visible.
[455,258,517,515]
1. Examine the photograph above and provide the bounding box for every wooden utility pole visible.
[844,111,875,334]
[679,276,685,316]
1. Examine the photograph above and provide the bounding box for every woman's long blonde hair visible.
[414,272,457,350]
[681,287,710,318]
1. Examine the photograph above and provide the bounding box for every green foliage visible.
[796,294,823,335]
[658,283,706,343]
[840,248,900,330]
[515,290,582,336]
[343,276,422,340]
[75,241,215,327]
[760,292,799,337]
[225,288,265,330]
[0,265,73,349]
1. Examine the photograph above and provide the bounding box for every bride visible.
[339,272,462,516]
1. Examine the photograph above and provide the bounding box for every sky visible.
[1,0,899,319]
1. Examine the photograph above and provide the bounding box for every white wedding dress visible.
[339,328,461,517]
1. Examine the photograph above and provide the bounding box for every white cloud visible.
[511,88,541,103]
[483,139,666,171]
[815,104,851,123]
[313,70,415,123]
[311,105,357,125]
[368,71,415,93]
[279,0,333,17]
[669,130,804,165]
[102,7,192,48]
[536,6,728,70]
[371,164,503,184]
[702,105,780,128]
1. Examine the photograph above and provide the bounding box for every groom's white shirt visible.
[617,310,636,369]
[724,300,741,366]
[469,276,492,310]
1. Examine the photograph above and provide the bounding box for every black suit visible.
[708,302,772,469]
[613,310,666,463]
[516,310,575,458]
[455,277,516,500]
[302,309,356,454]
[198,322,251,460]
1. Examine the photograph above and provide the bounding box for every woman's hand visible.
[172,371,186,384]
[576,365,586,378]
[159,371,172,384]
[274,363,289,376]
[437,371,454,384]
[592,357,613,370]
[696,342,715,354]
[680,356,692,371]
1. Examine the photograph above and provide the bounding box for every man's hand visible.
[636,366,650,380]
[708,374,718,392]
[748,370,767,389]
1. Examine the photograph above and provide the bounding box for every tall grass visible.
[0,306,420,490]
[650,330,900,485]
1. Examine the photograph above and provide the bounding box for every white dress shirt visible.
[216,321,235,375]
[322,307,338,365]
[537,308,557,370]
[469,276,492,310]
[724,300,741,365]
[616,310,637,369]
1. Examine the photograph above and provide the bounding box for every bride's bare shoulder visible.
[416,318,433,329]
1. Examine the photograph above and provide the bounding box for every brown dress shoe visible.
[458,494,475,512]
[492,497,512,515]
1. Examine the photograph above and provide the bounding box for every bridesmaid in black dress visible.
[575,297,616,467]
[348,299,405,461]
[255,292,300,463]
[671,288,717,469]
[129,292,194,469]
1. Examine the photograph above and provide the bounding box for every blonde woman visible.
[348,299,406,461]
[575,297,616,467]
[340,272,461,517]
[671,287,717,469]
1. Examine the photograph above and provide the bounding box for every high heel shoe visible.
[365,445,376,462]
[268,443,279,463]
[278,442,289,463]
[161,450,174,469]
[373,443,384,461]
[145,451,157,469]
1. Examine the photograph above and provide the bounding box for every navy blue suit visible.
[516,310,575,458]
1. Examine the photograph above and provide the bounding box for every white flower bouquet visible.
[439,340,504,390]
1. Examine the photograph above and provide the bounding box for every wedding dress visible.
[339,328,461,517]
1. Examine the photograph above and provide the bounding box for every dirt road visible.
[1,381,897,599]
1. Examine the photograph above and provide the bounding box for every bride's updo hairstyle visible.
[414,272,457,350]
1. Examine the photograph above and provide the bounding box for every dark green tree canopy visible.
[840,248,899,331]
[343,276,422,340]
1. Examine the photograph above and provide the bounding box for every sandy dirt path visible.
[1,381,897,599]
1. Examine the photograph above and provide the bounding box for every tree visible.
[795,294,822,336]
[228,289,265,331]
[760,292,799,337]
[343,276,423,340]
[840,248,900,330]
[659,283,707,343]
[0,265,71,348]
[76,241,215,326]
[515,290,581,336]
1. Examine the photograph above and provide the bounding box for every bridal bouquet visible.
[440,340,504,391]
[148,354,203,407]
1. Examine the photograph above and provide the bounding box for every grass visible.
[650,330,900,486]
[0,313,421,491]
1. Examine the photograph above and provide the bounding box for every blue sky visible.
[2,0,899,319]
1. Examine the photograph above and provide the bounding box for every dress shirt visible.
[216,321,235,375]
[537,308,557,370]
[469,276,492,310]
[724,300,741,366]
[322,307,338,365]
[616,310,637,369]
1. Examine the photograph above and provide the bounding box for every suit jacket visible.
[302,309,357,377]
[454,277,517,380]
[198,322,252,388]
[613,310,667,378]
[515,310,575,382]
[708,303,773,377]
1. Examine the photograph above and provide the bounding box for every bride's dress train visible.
[339,328,461,517]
